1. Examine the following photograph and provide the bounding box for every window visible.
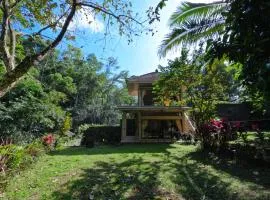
[142,89,154,105]
[142,120,181,139]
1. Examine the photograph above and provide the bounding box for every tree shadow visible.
[51,144,174,156]
[169,158,235,200]
[51,156,179,200]
[185,150,270,188]
[168,151,270,200]
[50,145,270,200]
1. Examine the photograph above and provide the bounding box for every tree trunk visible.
[0,56,36,98]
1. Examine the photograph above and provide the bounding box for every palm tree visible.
[158,1,227,57]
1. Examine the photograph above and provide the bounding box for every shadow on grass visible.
[50,145,270,200]
[185,150,270,189]
[169,151,270,200]
[51,144,174,156]
[170,159,235,200]
[51,157,180,200]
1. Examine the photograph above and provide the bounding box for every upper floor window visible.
[142,88,154,106]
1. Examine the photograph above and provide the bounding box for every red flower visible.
[210,119,224,129]
[42,134,54,145]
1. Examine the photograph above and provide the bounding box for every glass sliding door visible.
[142,119,180,139]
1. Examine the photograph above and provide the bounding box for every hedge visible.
[80,125,121,147]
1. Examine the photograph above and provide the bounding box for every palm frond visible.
[170,1,226,27]
[158,18,224,57]
[159,1,228,57]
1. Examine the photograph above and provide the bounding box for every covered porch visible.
[119,106,193,143]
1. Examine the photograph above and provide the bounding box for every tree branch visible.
[77,2,143,25]
[32,9,71,37]
[0,0,78,97]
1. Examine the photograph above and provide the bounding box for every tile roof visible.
[128,72,159,83]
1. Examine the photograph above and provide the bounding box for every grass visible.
[2,144,270,200]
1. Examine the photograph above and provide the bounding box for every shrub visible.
[0,138,46,191]
[25,140,44,157]
[0,144,28,174]
[198,119,236,150]
[81,125,121,147]
[42,134,56,151]
[61,113,72,136]
[77,124,92,135]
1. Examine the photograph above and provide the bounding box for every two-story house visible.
[118,72,195,143]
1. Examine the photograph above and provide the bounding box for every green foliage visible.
[61,113,72,136]
[38,47,133,127]
[154,48,238,129]
[208,0,270,104]
[77,124,92,135]
[158,1,226,57]
[0,139,45,191]
[0,140,44,174]
[0,145,26,171]
[80,125,121,147]
[24,140,44,158]
[0,76,66,143]
[0,46,132,144]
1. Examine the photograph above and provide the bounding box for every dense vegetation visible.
[159,0,270,108]
[0,46,132,143]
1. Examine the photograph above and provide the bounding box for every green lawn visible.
[3,144,270,200]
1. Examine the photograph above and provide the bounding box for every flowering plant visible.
[42,134,55,151]
[199,118,235,149]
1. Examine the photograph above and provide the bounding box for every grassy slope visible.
[3,144,270,200]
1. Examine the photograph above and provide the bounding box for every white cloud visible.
[69,9,104,33]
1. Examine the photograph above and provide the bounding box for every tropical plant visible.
[199,118,236,150]
[42,134,56,151]
[158,1,227,57]
[61,113,72,136]
[0,71,66,143]
[208,0,270,103]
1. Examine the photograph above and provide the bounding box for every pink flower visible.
[42,134,54,145]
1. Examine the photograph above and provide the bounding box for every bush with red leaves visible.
[42,134,55,151]
[198,118,236,150]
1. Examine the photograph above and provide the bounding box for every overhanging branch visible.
[32,8,71,37]
[0,0,78,97]
[77,2,143,25]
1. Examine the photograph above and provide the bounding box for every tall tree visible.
[0,0,152,97]
[37,46,133,126]
[208,0,270,102]
[0,46,133,142]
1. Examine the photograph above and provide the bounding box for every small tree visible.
[154,48,238,137]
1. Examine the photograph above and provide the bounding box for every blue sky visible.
[60,0,214,76]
